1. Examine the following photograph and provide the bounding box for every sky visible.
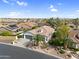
[0,0,79,18]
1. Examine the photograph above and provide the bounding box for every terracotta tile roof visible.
[28,26,55,37]
[17,22,37,29]
[0,27,9,31]
[69,29,79,43]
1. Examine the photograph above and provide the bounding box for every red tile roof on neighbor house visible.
[28,26,55,37]
[69,29,79,44]
[17,22,37,29]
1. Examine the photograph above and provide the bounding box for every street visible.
[0,43,59,59]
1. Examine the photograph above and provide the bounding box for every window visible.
[25,35,33,40]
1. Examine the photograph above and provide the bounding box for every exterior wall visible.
[44,36,48,43]
[76,44,79,48]
[23,32,48,43]
[45,36,52,43]
[22,32,34,42]
[20,32,52,43]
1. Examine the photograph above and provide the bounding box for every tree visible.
[49,24,72,49]
[63,38,69,49]
[55,25,70,39]
[49,38,64,46]
[57,25,70,49]
[47,17,63,29]
[33,34,45,46]
[72,18,79,29]
[47,18,54,27]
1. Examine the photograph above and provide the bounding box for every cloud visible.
[2,0,9,3]
[75,10,79,15]
[66,10,79,18]
[7,11,21,18]
[49,5,58,12]
[49,5,54,8]
[58,3,62,5]
[50,8,58,12]
[16,1,28,6]
[2,0,28,6]
[76,10,79,12]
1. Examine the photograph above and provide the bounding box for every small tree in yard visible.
[33,34,45,46]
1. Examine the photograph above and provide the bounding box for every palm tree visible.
[33,34,45,46]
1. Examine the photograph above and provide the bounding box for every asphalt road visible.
[0,43,59,59]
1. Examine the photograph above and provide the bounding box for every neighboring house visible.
[0,20,18,26]
[68,23,76,29]
[6,24,21,32]
[69,29,79,48]
[0,27,10,32]
[18,26,55,44]
[38,22,50,27]
[0,25,21,35]
[0,27,17,36]
[17,22,38,30]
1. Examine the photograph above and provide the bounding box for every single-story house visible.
[18,26,55,44]
[68,23,76,29]
[6,24,21,32]
[17,22,38,30]
[0,20,18,26]
[69,29,79,48]
[0,27,9,32]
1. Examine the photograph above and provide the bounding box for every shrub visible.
[73,48,79,52]
[0,31,13,36]
[48,38,64,46]
[59,49,65,54]
[17,35,24,38]
[32,26,38,29]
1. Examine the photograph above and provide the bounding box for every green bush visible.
[48,38,64,46]
[73,48,79,51]
[0,31,13,36]
[17,35,24,38]
[59,49,65,54]
[32,26,38,29]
